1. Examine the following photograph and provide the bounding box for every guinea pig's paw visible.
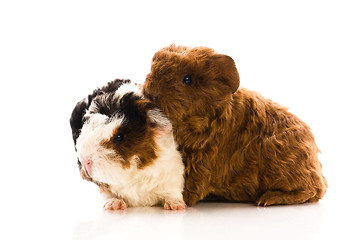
[257,190,317,206]
[164,198,186,210]
[257,190,287,207]
[183,189,200,207]
[103,198,127,211]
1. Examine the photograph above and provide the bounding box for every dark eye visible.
[182,74,192,86]
[113,133,124,143]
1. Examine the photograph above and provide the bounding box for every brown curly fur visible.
[143,44,327,207]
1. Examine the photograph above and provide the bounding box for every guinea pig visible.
[143,44,328,207]
[70,79,185,210]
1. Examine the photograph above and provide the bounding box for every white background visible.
[0,1,360,239]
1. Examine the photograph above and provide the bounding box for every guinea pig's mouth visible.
[77,159,93,181]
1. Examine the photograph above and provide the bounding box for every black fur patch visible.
[69,79,131,145]
[91,91,147,133]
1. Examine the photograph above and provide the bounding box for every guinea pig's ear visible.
[146,109,173,136]
[70,98,89,145]
[211,54,240,93]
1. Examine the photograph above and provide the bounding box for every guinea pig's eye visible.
[182,74,193,86]
[113,133,124,143]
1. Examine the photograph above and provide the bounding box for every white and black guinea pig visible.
[70,79,185,210]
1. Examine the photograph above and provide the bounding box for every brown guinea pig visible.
[70,79,185,210]
[143,44,327,207]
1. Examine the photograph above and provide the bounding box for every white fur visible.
[106,133,184,207]
[76,105,184,208]
[76,113,126,182]
[114,81,142,99]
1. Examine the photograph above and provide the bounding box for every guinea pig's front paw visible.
[164,198,186,210]
[183,189,200,207]
[103,198,127,211]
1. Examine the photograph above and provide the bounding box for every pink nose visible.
[80,156,93,176]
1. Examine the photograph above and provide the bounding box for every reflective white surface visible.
[1,159,359,240]
[74,203,326,240]
[73,203,329,240]
[2,191,358,240]
[72,194,361,240]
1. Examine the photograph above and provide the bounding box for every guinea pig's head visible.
[75,83,172,186]
[70,79,132,183]
[143,44,240,122]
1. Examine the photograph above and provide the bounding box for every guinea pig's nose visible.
[151,94,160,102]
[79,155,93,176]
